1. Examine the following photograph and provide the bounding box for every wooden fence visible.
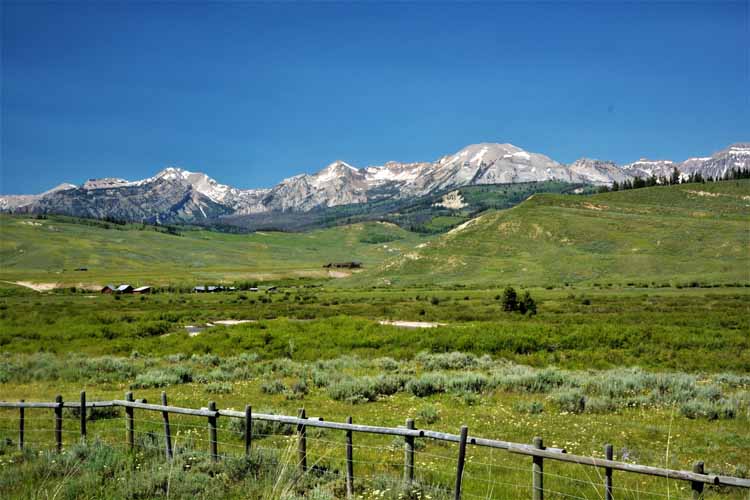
[1,391,749,499]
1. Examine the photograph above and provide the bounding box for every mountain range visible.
[2,142,748,225]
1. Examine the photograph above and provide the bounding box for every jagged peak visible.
[42,183,77,195]
[321,160,358,172]
[720,143,750,156]
[628,158,675,165]
[82,177,131,189]
[153,166,193,181]
[570,158,617,166]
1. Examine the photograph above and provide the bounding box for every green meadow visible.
[360,180,750,287]
[0,216,423,285]
[0,180,749,499]
[0,285,749,498]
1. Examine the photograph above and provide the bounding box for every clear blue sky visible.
[1,1,748,194]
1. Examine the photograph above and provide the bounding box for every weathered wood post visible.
[125,392,134,451]
[297,408,307,473]
[346,416,354,498]
[208,401,218,461]
[161,392,173,460]
[692,462,705,500]
[604,444,613,500]
[244,405,252,456]
[79,391,87,442]
[532,436,544,500]
[404,418,415,486]
[54,395,63,452]
[18,399,24,451]
[454,425,469,500]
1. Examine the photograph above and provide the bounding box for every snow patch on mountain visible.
[2,142,747,221]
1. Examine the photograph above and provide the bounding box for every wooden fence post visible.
[54,395,63,452]
[346,416,354,498]
[125,392,134,451]
[208,401,218,461]
[80,391,87,442]
[161,392,173,460]
[604,444,613,500]
[297,408,307,473]
[244,405,252,456]
[404,418,415,486]
[692,462,705,500]
[18,399,24,451]
[454,425,468,500]
[533,436,544,500]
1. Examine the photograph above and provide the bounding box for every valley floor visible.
[0,285,748,498]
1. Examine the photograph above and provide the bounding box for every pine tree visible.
[670,167,681,185]
[502,286,518,312]
[521,291,537,316]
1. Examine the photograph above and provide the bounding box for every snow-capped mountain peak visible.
[1,141,747,222]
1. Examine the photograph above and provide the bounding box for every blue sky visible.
[1,1,748,194]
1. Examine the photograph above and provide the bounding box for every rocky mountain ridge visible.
[2,142,748,223]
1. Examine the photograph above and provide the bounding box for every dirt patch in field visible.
[379,320,447,329]
[4,281,59,292]
[686,189,750,202]
[582,202,608,211]
[327,270,351,278]
[184,319,257,336]
[212,320,256,326]
[2,281,102,292]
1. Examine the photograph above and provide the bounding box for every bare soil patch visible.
[378,320,446,329]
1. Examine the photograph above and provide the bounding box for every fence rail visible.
[1,392,748,499]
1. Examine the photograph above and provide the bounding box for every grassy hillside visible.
[2,180,748,288]
[0,215,425,286]
[359,180,750,287]
[221,181,591,233]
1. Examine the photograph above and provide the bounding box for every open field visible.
[1,180,749,498]
[0,216,424,286]
[1,180,748,289]
[358,180,750,287]
[1,286,749,498]
[1,348,749,499]
[0,286,748,372]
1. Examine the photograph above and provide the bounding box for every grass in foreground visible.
[0,352,748,499]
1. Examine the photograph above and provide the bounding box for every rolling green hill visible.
[0,215,425,286]
[220,181,592,233]
[357,180,750,287]
[2,180,748,288]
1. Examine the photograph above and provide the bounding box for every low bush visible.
[327,375,406,403]
[130,366,192,389]
[552,389,587,413]
[513,400,544,414]
[406,373,446,397]
[417,404,441,424]
[416,352,477,371]
[206,382,233,394]
[261,380,287,395]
